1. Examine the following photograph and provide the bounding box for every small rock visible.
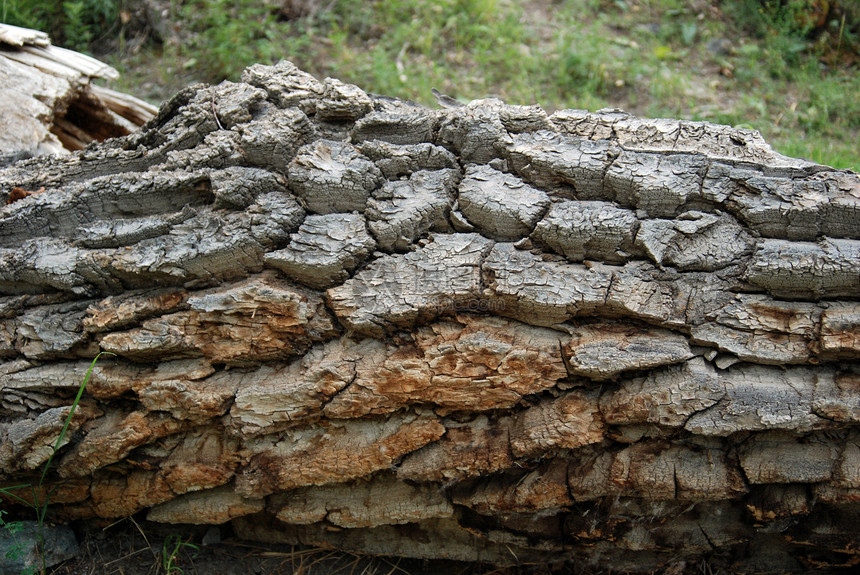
[0,521,78,574]
[202,526,221,546]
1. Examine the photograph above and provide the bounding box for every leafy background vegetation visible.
[2,0,858,169]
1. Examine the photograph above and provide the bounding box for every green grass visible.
[1,0,123,52]
[161,534,200,575]
[0,352,114,575]
[3,0,858,169]
[177,0,860,170]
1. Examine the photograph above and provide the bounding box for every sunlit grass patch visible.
[3,0,856,168]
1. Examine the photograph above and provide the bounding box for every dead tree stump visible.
[1,61,859,573]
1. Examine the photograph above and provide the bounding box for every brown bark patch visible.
[324,315,568,418]
[84,289,189,333]
[398,415,514,483]
[452,457,573,514]
[100,273,338,363]
[609,441,747,500]
[6,187,45,204]
[236,412,444,497]
[58,410,191,478]
[510,389,605,458]
[90,470,174,518]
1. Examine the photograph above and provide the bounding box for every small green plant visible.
[0,352,114,575]
[161,534,199,575]
[181,0,280,81]
[0,510,36,575]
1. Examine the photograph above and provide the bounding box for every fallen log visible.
[0,60,859,573]
[0,23,157,166]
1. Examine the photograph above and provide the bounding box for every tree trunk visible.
[1,60,859,573]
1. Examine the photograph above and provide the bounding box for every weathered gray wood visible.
[288,140,384,213]
[264,213,376,288]
[1,60,859,573]
[531,200,639,263]
[0,24,156,162]
[356,140,458,179]
[366,168,458,252]
[457,165,549,241]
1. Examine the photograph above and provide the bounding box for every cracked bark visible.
[1,61,859,573]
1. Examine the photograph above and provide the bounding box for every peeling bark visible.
[1,61,859,573]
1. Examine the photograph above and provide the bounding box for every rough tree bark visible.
[0,61,858,573]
